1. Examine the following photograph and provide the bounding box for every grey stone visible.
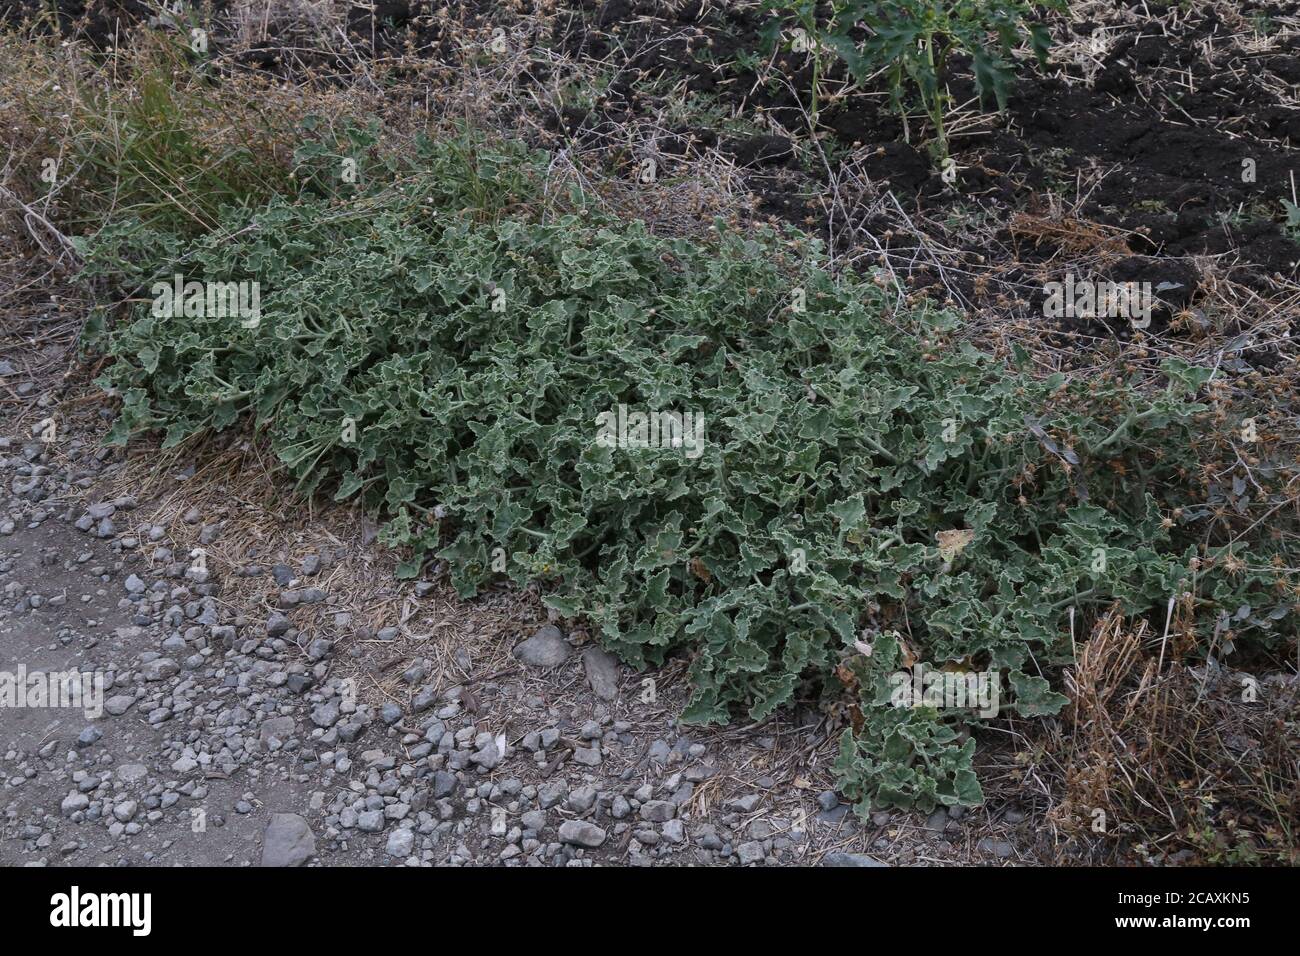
[259,715,296,750]
[310,702,340,728]
[695,825,724,850]
[171,754,198,773]
[640,800,676,823]
[558,820,607,848]
[512,625,571,668]
[538,781,567,809]
[977,837,1014,859]
[412,685,437,712]
[337,719,368,743]
[925,810,949,834]
[431,770,457,798]
[260,813,315,867]
[581,646,620,700]
[61,792,90,815]
[821,852,888,867]
[817,805,850,825]
[104,694,135,716]
[470,738,502,770]
[567,786,597,814]
[141,658,179,681]
[386,828,415,858]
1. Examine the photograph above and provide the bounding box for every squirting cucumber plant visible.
[79,127,1290,816]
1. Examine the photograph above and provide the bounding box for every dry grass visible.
[1028,611,1298,865]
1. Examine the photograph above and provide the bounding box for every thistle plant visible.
[763,0,1063,161]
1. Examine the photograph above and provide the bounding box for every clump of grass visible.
[1043,612,1298,866]
[0,28,365,242]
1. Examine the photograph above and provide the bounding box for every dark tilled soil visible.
[9,1,1298,330]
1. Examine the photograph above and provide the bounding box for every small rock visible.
[386,828,415,858]
[310,702,340,728]
[558,820,607,848]
[821,852,888,867]
[431,770,457,799]
[259,716,297,750]
[61,792,90,815]
[581,646,620,700]
[640,800,676,823]
[261,813,316,866]
[104,694,135,717]
[977,837,1015,859]
[512,625,571,668]
[925,810,949,834]
[141,658,179,681]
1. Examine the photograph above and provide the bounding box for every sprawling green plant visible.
[80,131,1288,815]
[764,0,1063,159]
